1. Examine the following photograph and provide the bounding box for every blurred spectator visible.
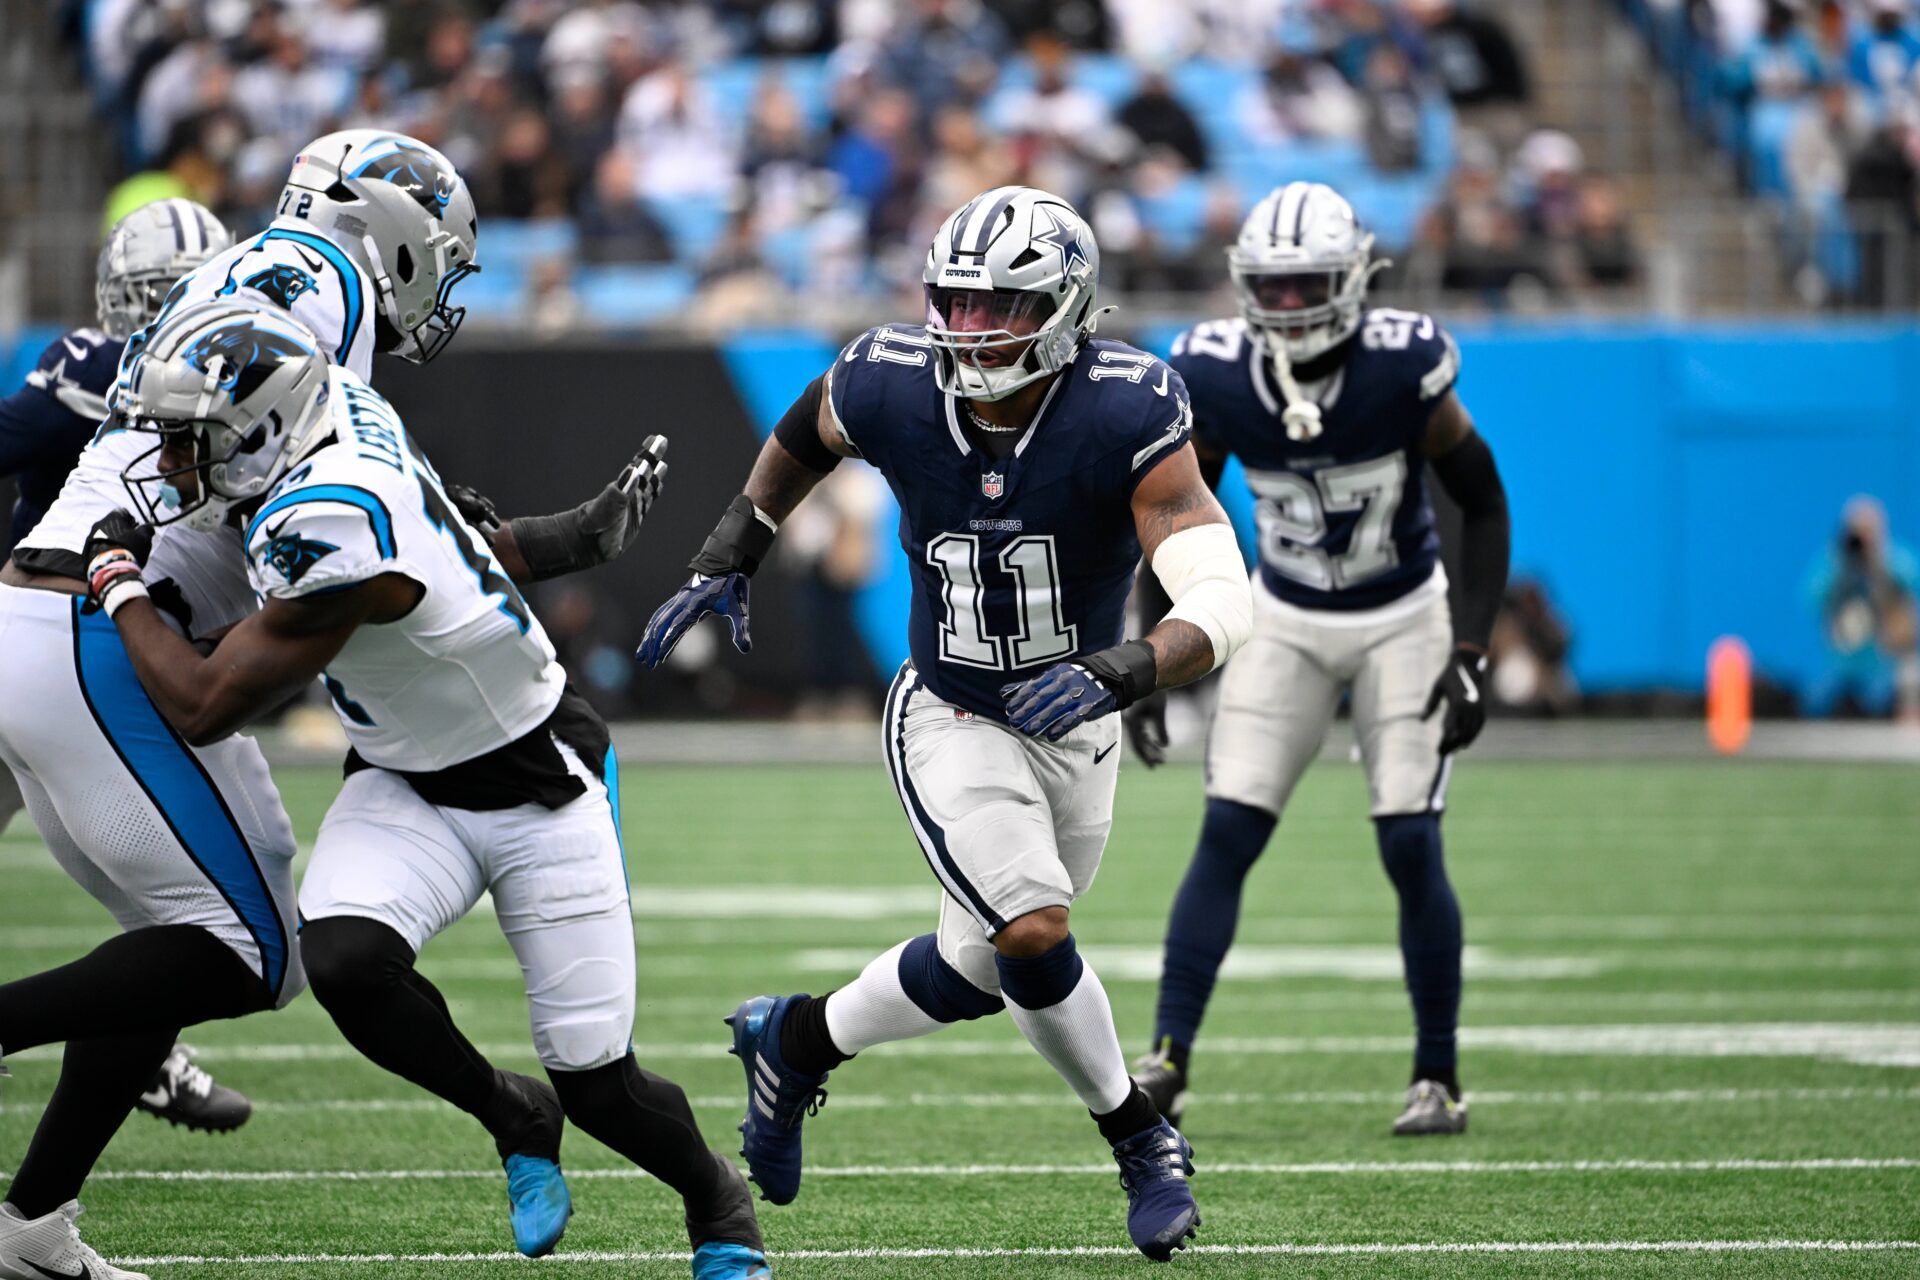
[1572,176,1639,287]
[983,0,1111,49]
[1846,0,1920,110]
[1843,109,1920,307]
[1489,580,1579,715]
[1418,140,1541,298]
[741,77,828,237]
[1117,65,1211,173]
[717,0,839,55]
[1361,41,1429,172]
[990,31,1117,197]
[920,105,1016,225]
[827,87,920,236]
[578,150,675,263]
[1237,36,1365,146]
[306,0,387,74]
[549,71,619,210]
[472,107,570,219]
[876,0,1008,115]
[1804,495,1920,721]
[1413,0,1531,108]
[102,112,237,233]
[619,60,735,200]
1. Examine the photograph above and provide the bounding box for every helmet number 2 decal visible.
[277,190,314,220]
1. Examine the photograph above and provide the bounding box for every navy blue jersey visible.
[0,327,123,549]
[828,326,1192,720]
[1169,309,1458,612]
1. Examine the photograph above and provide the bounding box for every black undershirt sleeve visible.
[772,374,840,474]
[1428,429,1511,650]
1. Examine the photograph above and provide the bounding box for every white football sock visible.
[1003,959,1132,1114]
[823,939,947,1055]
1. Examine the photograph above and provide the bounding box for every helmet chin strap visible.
[1265,340,1323,443]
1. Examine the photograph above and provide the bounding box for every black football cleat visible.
[133,1045,251,1133]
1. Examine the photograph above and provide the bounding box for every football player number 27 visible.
[1247,454,1407,590]
[927,533,1076,670]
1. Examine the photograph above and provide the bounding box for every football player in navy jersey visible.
[1126,182,1511,1137]
[638,185,1253,1260]
[0,199,263,1140]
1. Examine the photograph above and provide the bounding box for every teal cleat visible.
[692,1242,773,1279]
[503,1153,572,1257]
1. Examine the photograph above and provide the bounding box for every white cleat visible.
[0,1201,149,1280]
[1392,1080,1468,1136]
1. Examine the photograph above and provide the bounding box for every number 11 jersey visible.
[827,325,1193,723]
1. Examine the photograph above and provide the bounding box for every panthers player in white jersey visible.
[82,304,769,1280]
[1127,183,1512,1137]
[0,135,652,1276]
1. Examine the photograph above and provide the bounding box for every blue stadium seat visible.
[575,264,697,327]
[453,261,526,319]
[650,196,730,263]
[479,219,579,273]
[1138,174,1210,254]
[701,56,834,130]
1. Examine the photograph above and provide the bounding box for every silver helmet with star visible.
[921,186,1103,402]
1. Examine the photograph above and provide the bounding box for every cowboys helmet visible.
[1229,182,1384,363]
[280,130,479,363]
[922,186,1103,402]
[119,301,331,532]
[95,199,234,341]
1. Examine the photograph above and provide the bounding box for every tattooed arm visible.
[1130,445,1242,689]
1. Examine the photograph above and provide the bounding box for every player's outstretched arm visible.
[1002,447,1251,742]
[1420,391,1512,754]
[453,436,669,584]
[86,512,416,746]
[1131,446,1251,689]
[635,373,854,667]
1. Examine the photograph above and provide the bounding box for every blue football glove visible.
[635,572,751,667]
[1001,663,1119,742]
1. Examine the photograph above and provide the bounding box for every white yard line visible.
[113,1239,1920,1266]
[16,1021,1918,1067]
[43,1157,1920,1184]
[10,1084,1916,1117]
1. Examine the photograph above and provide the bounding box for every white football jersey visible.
[243,368,564,772]
[15,217,378,637]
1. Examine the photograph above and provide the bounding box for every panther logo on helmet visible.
[351,145,457,218]
[182,322,315,405]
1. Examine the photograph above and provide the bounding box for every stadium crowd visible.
[63,0,1644,327]
[1625,0,1920,306]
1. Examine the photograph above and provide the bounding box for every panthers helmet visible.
[95,199,234,341]
[922,186,1103,402]
[1229,182,1384,362]
[119,301,331,532]
[280,130,479,363]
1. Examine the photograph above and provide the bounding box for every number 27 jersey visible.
[1169,309,1458,613]
[828,326,1192,722]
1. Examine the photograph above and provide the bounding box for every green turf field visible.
[2,756,1917,1277]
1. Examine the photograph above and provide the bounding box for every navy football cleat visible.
[725,994,829,1205]
[1112,1121,1200,1261]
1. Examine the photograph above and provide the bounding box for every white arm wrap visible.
[1152,522,1253,672]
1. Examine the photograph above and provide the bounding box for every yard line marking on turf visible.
[111,1240,1920,1265]
[20,1021,1915,1067]
[797,945,1611,981]
[46,1157,1920,1184]
[12,1084,1916,1117]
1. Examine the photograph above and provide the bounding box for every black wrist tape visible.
[773,375,839,474]
[690,494,778,577]
[1079,639,1158,710]
[510,509,592,581]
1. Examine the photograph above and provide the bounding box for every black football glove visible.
[1124,691,1169,767]
[1422,646,1490,756]
[83,510,155,613]
[446,482,503,535]
[511,436,669,580]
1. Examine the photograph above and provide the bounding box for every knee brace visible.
[898,933,1001,1023]
[996,934,1085,1012]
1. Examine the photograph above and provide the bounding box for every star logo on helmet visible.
[1031,206,1091,278]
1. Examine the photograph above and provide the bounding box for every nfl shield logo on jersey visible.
[981,470,1004,499]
